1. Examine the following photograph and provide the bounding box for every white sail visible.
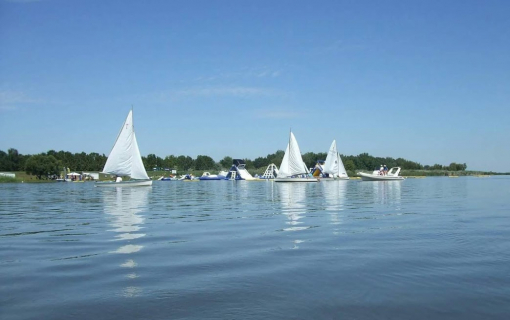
[102,110,150,180]
[278,131,310,178]
[324,140,348,179]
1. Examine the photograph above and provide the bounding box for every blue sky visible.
[1,0,509,172]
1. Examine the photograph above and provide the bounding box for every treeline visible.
[1,148,467,176]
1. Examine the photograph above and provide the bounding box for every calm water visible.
[1,177,510,320]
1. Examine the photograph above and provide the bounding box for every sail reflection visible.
[102,187,150,297]
[322,181,347,227]
[276,183,309,233]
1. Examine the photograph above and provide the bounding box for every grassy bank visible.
[2,169,507,184]
[1,172,61,183]
[0,176,17,183]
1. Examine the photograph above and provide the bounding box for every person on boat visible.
[115,176,123,182]
[383,165,388,175]
[379,165,384,175]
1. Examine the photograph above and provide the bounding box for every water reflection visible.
[323,181,347,212]
[276,183,309,232]
[360,181,402,208]
[322,181,347,233]
[275,183,311,249]
[102,187,150,297]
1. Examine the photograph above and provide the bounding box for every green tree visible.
[344,159,355,172]
[176,155,194,171]
[25,154,60,179]
[269,150,285,167]
[144,154,163,170]
[194,155,215,170]
[253,156,268,169]
[163,155,178,169]
[448,162,457,171]
[244,158,254,169]
[431,164,444,170]
[219,156,233,169]
[0,150,9,170]
[302,152,318,170]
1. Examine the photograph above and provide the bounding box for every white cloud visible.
[0,90,38,106]
[175,86,277,97]
[271,71,281,77]
[124,85,282,105]
[0,105,18,111]
[257,71,269,77]
[310,40,367,55]
[4,0,41,3]
[253,109,304,119]
[193,67,282,83]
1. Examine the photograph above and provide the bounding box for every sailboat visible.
[323,139,349,180]
[274,131,318,183]
[95,110,152,187]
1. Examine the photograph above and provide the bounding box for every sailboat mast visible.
[131,105,134,132]
[288,128,292,157]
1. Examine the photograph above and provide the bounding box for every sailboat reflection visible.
[102,187,150,297]
[322,181,347,229]
[276,183,311,249]
[277,183,309,232]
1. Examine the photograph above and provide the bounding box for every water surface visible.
[1,177,509,319]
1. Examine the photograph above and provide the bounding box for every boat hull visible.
[320,177,350,181]
[95,180,153,187]
[358,172,404,181]
[274,177,319,182]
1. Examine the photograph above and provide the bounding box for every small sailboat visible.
[274,131,318,183]
[95,110,152,187]
[323,139,349,180]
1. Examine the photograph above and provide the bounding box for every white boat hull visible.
[319,177,350,181]
[274,177,319,182]
[358,172,404,181]
[95,180,153,187]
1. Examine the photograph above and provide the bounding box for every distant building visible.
[0,172,15,178]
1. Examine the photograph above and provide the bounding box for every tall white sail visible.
[130,133,150,180]
[278,131,310,178]
[323,139,348,179]
[102,110,150,180]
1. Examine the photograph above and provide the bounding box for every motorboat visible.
[357,167,405,181]
[199,171,228,180]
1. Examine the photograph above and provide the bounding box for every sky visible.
[1,0,509,172]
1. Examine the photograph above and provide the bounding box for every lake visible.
[1,177,509,319]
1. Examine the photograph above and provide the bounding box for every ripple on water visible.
[1,178,510,319]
